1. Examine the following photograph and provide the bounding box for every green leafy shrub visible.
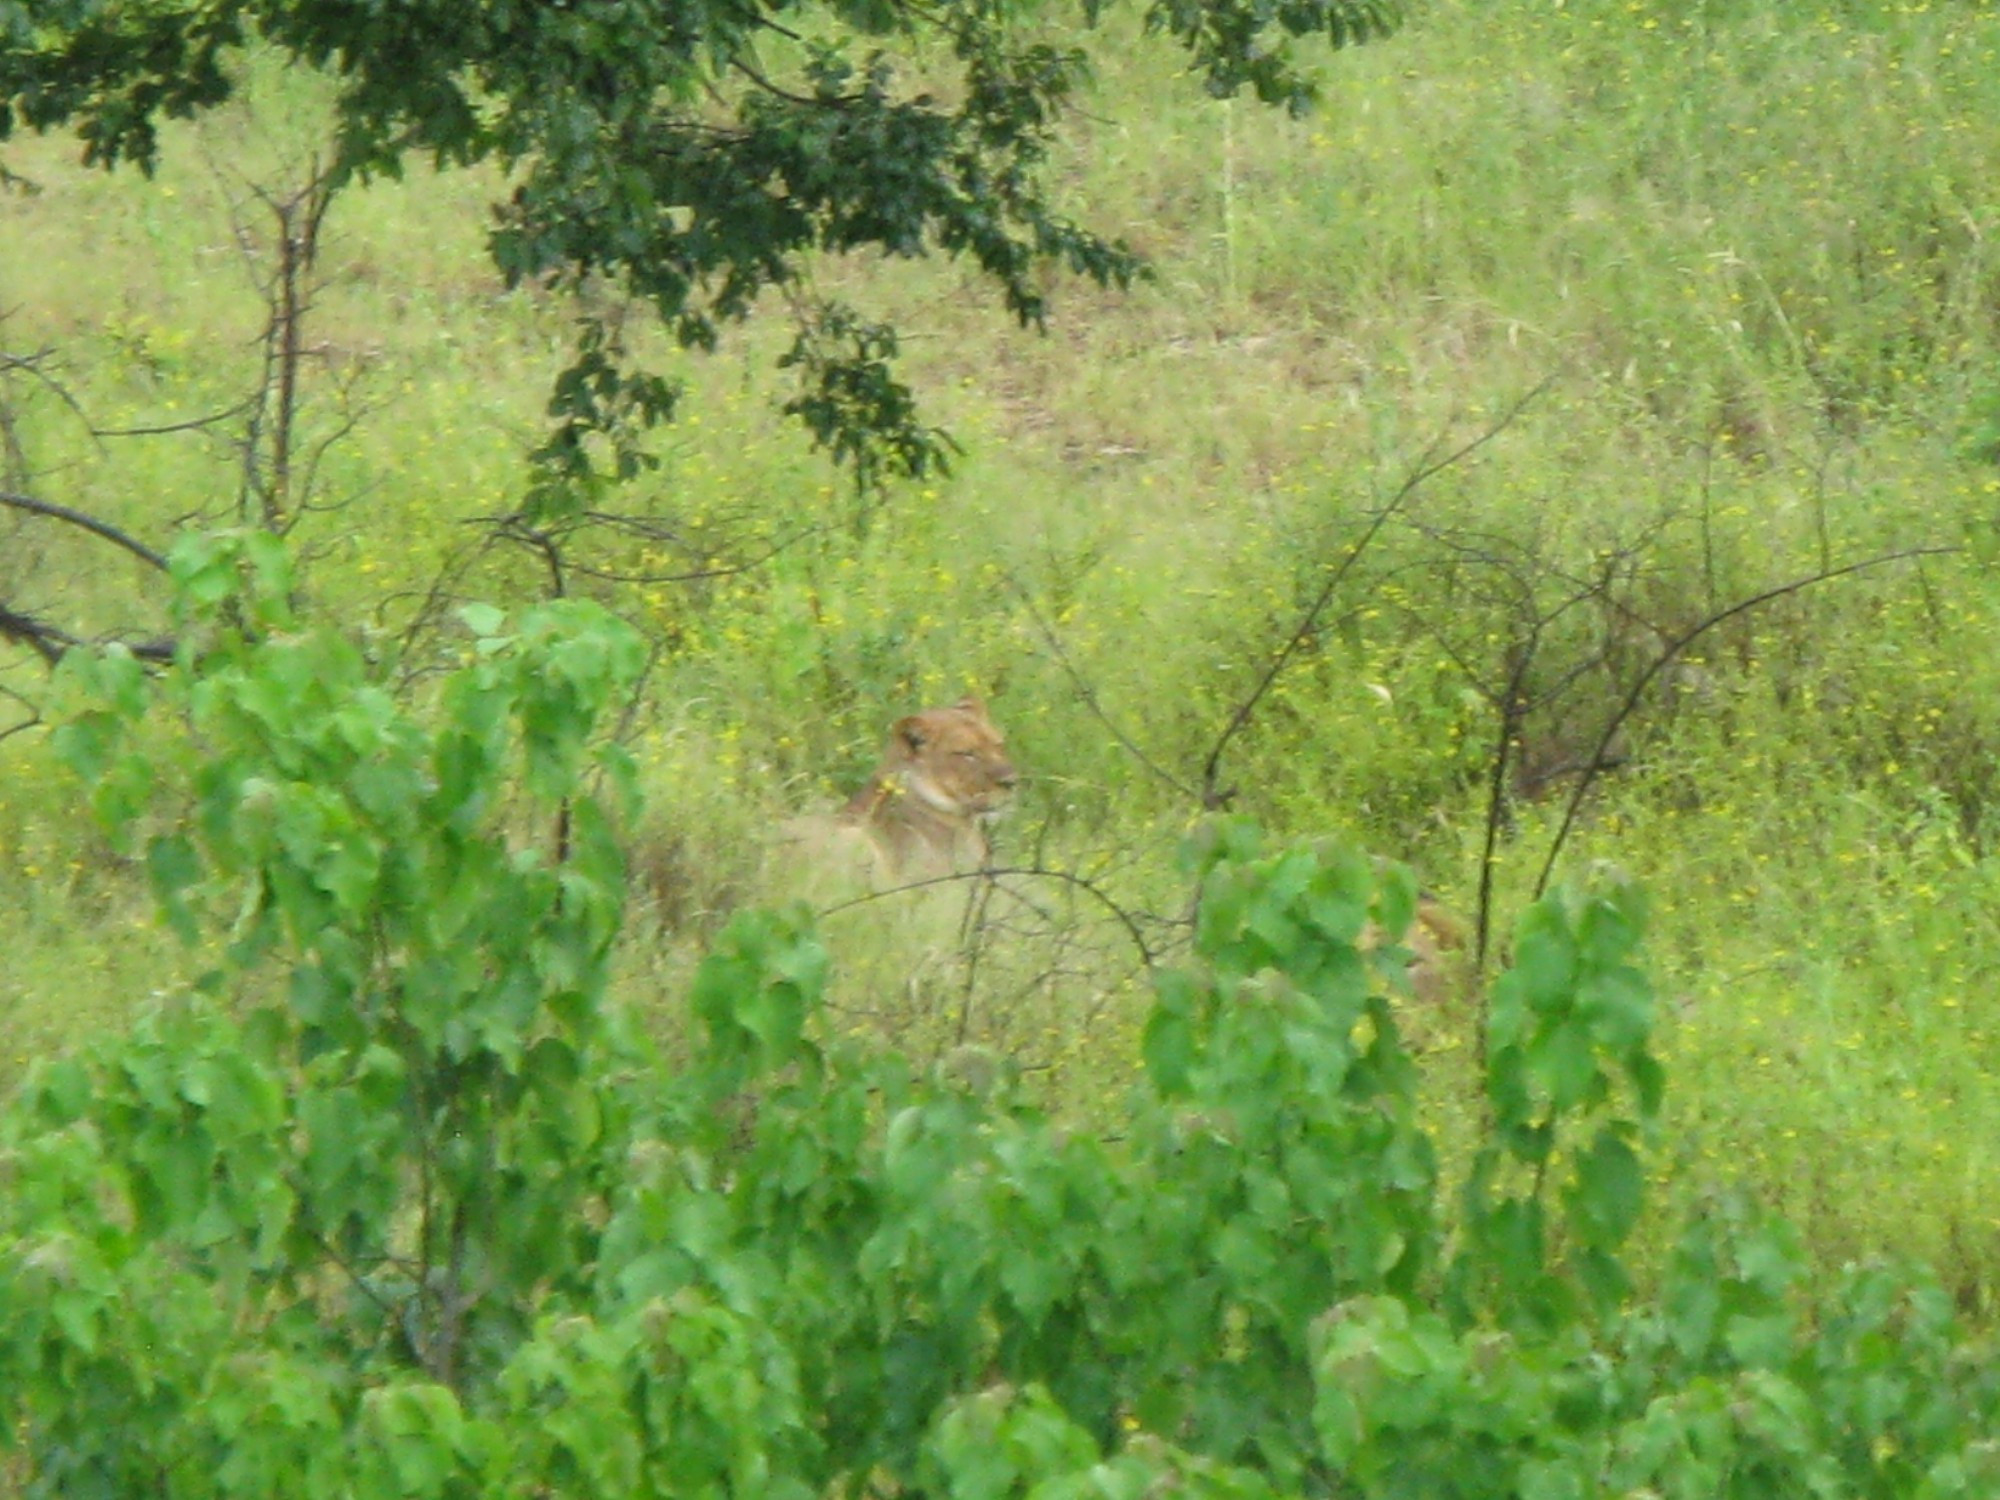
[5,570,1999,1496]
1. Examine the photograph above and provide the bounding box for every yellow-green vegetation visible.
[8,0,2000,1312]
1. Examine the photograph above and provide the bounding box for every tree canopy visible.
[2,0,1400,500]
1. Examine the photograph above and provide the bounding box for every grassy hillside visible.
[7,0,2000,1302]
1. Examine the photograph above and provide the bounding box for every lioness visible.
[1387,896,1469,1009]
[835,696,1018,880]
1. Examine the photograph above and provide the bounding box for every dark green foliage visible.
[5,561,2000,1495]
[0,0,1399,496]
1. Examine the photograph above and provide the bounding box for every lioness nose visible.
[995,764,1019,789]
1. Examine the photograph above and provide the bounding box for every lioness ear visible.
[894,715,927,752]
[954,695,987,716]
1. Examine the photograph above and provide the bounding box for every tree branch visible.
[1008,572,1204,805]
[0,602,175,666]
[818,863,1156,971]
[1531,544,1964,898]
[0,490,170,571]
[1199,375,1556,809]
[0,603,68,665]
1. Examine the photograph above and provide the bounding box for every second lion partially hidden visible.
[827,695,1019,884]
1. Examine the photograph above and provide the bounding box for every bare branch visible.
[1199,374,1557,809]
[0,680,43,743]
[0,341,98,443]
[494,517,569,598]
[460,507,819,588]
[560,527,818,585]
[93,402,254,440]
[1473,636,1535,980]
[0,602,175,666]
[1008,572,1203,805]
[818,862,1156,971]
[729,55,860,109]
[0,603,68,665]
[1531,544,1963,898]
[0,490,170,571]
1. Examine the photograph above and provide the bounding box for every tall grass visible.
[7,0,2000,1296]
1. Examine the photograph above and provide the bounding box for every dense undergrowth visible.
[7,0,2000,1312]
[7,576,1998,1496]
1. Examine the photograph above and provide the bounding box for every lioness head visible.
[884,696,1017,817]
[841,696,1018,876]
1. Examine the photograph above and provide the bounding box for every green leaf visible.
[32,1056,94,1124]
[1576,882,1646,969]
[1196,864,1251,959]
[1143,982,1199,1097]
[1565,1127,1643,1250]
[1734,1218,1804,1299]
[130,1127,213,1234]
[1576,965,1653,1054]
[1300,851,1370,948]
[1369,861,1418,953]
[50,1284,106,1356]
[1518,1457,1590,1500]
[1513,916,1578,1013]
[364,1383,468,1497]
[1724,1311,1797,1371]
[459,602,507,638]
[1527,1019,1598,1116]
[1665,1265,1721,1360]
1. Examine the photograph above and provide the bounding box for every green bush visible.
[5,579,1998,1496]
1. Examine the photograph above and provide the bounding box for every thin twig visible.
[1008,572,1203,804]
[818,863,1155,970]
[93,402,253,439]
[1199,375,1556,808]
[1532,545,1963,898]
[0,342,99,446]
[1474,638,1536,982]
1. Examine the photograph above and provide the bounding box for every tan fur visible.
[835,697,1018,881]
[1403,896,1468,1007]
[1363,895,1468,1009]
